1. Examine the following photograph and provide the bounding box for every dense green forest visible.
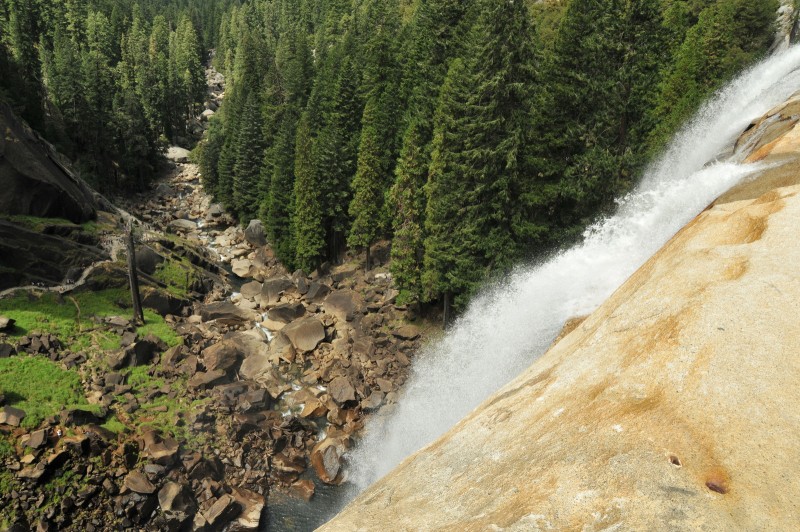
[0,0,780,314]
[198,0,778,312]
[0,0,229,187]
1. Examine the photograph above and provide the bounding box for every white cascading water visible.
[342,46,800,497]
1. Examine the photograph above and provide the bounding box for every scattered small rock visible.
[0,405,26,427]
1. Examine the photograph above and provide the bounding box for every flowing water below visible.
[327,45,800,516]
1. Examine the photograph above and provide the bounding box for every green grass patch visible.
[152,256,200,298]
[0,469,13,494]
[138,310,181,347]
[0,435,13,461]
[100,415,126,434]
[126,366,165,392]
[119,368,207,447]
[0,289,180,349]
[0,357,97,429]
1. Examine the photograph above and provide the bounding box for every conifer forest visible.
[1,0,779,313]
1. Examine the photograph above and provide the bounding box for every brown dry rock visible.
[283,317,326,353]
[26,429,47,449]
[322,122,800,530]
[260,278,294,306]
[310,438,342,484]
[305,282,331,302]
[323,290,363,322]
[187,369,227,389]
[124,471,156,494]
[158,481,196,514]
[240,281,262,301]
[204,494,240,528]
[327,376,356,404]
[289,479,315,501]
[267,302,305,324]
[232,258,253,278]
[392,324,421,341]
[0,405,25,426]
[199,301,255,324]
[228,487,264,531]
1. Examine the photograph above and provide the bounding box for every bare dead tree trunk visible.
[443,291,452,330]
[126,224,145,325]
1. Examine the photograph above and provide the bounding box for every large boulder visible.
[310,438,343,484]
[228,488,264,531]
[60,407,104,426]
[141,287,186,317]
[0,316,15,331]
[324,290,364,322]
[305,282,331,302]
[0,406,25,426]
[166,146,191,163]
[232,258,254,278]
[327,376,356,404]
[135,246,164,275]
[0,103,97,223]
[240,281,262,301]
[202,332,268,374]
[200,302,255,324]
[124,470,156,494]
[260,278,294,306]
[158,481,196,514]
[282,317,326,353]
[168,219,197,232]
[244,219,267,247]
[267,302,305,324]
[203,494,240,528]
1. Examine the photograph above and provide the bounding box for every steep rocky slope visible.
[322,95,800,530]
[0,103,99,224]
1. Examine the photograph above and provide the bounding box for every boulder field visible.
[322,96,800,529]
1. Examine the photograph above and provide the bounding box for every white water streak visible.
[345,46,800,494]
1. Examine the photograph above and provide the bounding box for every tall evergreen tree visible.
[389,118,429,305]
[293,112,327,272]
[537,0,665,236]
[422,0,539,316]
[649,0,778,151]
[232,94,264,221]
[387,0,475,300]
[347,0,401,270]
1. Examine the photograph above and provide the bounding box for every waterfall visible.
[342,46,800,498]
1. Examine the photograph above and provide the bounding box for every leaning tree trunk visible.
[126,224,145,325]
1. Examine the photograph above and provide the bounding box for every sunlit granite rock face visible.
[322,97,800,531]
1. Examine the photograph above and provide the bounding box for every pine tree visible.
[422,58,472,320]
[389,118,429,305]
[348,87,398,271]
[232,94,264,222]
[649,0,778,151]
[293,112,327,273]
[265,116,299,270]
[422,0,540,316]
[387,0,474,300]
[538,0,665,237]
[347,0,401,271]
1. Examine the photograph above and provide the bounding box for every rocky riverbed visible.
[0,64,429,531]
